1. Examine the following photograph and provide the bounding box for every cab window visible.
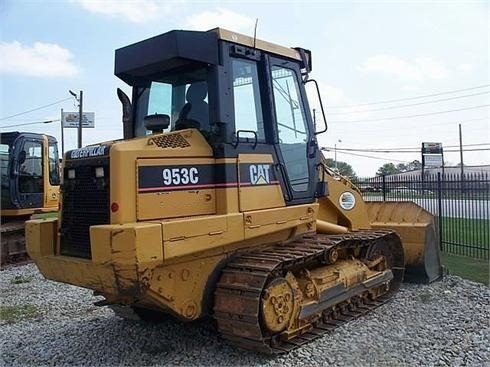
[271,65,309,192]
[48,143,60,186]
[232,59,265,141]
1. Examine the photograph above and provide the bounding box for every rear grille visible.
[60,158,109,259]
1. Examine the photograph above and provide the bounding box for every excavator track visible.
[213,230,404,354]
[1,220,29,267]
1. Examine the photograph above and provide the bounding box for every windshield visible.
[133,67,209,137]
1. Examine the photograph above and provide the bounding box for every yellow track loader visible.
[26,28,441,353]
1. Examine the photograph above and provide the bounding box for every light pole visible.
[69,90,83,148]
[334,139,342,172]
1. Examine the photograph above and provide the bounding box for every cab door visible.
[44,136,60,209]
[268,57,320,204]
[15,136,44,208]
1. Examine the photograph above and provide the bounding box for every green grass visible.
[30,211,58,220]
[0,304,40,324]
[442,253,489,285]
[10,275,34,284]
[441,217,490,249]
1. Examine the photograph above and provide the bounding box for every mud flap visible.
[366,201,443,283]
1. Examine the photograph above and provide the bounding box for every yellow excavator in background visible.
[26,28,441,353]
[1,132,59,265]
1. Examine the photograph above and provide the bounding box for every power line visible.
[0,97,72,121]
[322,143,490,152]
[328,84,490,109]
[325,147,490,154]
[328,91,490,115]
[323,149,411,163]
[0,120,60,129]
[347,117,489,133]
[330,104,490,123]
[323,147,490,163]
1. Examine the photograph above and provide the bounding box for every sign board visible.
[62,112,95,128]
[422,142,443,154]
[421,142,444,169]
[423,154,443,167]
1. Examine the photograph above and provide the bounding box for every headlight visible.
[95,167,104,178]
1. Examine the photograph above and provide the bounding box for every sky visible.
[0,0,489,177]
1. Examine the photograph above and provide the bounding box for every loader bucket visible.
[366,201,442,283]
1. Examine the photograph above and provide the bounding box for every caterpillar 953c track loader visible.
[1,132,59,265]
[26,28,441,353]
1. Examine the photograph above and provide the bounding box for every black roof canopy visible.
[115,30,219,85]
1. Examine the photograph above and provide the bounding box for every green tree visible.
[377,160,423,175]
[376,163,399,176]
[407,160,422,171]
[396,163,408,172]
[324,158,357,179]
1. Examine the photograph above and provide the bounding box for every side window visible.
[271,66,309,192]
[19,141,43,193]
[48,143,60,186]
[232,59,265,140]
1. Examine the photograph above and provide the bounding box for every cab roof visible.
[115,28,304,85]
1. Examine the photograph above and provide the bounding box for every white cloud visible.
[77,0,164,23]
[359,54,449,81]
[0,41,79,77]
[184,8,255,32]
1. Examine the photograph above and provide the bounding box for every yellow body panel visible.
[110,129,213,224]
[161,214,243,259]
[137,157,216,220]
[317,174,371,230]
[238,154,285,211]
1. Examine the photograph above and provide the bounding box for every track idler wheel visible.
[365,234,405,294]
[261,278,294,333]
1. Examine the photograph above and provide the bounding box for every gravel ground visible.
[1,263,489,366]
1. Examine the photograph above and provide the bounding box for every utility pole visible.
[60,108,65,156]
[69,90,83,148]
[78,91,83,148]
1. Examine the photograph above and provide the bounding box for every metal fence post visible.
[382,175,386,202]
[437,172,443,251]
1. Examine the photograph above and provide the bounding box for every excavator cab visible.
[1,132,60,265]
[1,132,59,215]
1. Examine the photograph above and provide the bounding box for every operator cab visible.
[0,132,59,211]
[115,28,325,205]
